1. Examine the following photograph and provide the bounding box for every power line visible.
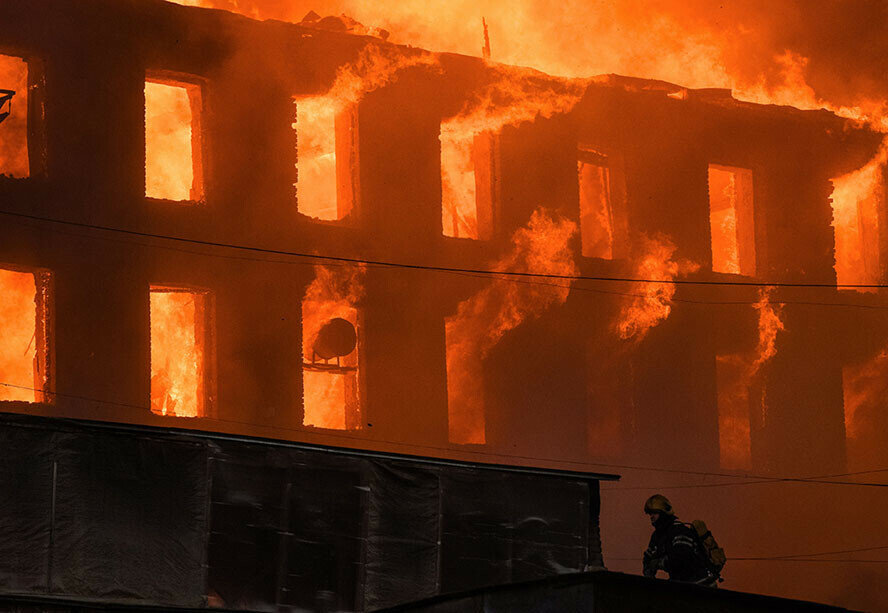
[602,468,888,491]
[8,210,888,314]
[3,380,888,488]
[4,208,888,291]
[609,557,888,564]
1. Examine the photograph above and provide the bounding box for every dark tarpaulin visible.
[364,461,440,610]
[438,469,592,594]
[0,414,609,612]
[206,446,367,612]
[50,432,208,606]
[0,424,55,594]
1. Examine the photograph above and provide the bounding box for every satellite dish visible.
[313,317,357,360]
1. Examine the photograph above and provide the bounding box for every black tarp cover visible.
[0,414,607,612]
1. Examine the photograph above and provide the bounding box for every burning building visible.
[0,0,886,611]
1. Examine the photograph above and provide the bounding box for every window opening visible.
[0,266,51,402]
[578,149,614,258]
[441,127,496,240]
[716,354,752,470]
[708,164,755,275]
[0,55,31,178]
[293,96,359,221]
[843,354,888,471]
[150,286,211,417]
[830,153,884,291]
[145,77,203,202]
[302,266,363,429]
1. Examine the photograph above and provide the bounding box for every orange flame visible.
[145,80,202,202]
[328,44,438,107]
[302,264,365,429]
[441,66,586,239]
[750,287,785,375]
[0,55,30,178]
[294,45,437,220]
[616,235,699,341]
[294,96,340,220]
[830,141,888,291]
[0,268,42,402]
[150,289,208,417]
[447,209,577,444]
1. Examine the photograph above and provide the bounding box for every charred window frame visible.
[148,285,216,419]
[440,129,500,241]
[293,96,361,223]
[144,72,205,204]
[0,264,53,404]
[577,146,627,259]
[708,164,756,276]
[0,51,47,179]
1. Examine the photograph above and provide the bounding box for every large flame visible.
[302,264,365,429]
[830,142,888,290]
[0,269,40,402]
[145,80,201,202]
[616,235,699,341]
[0,54,29,178]
[441,66,586,239]
[447,209,577,443]
[150,289,207,417]
[295,45,438,220]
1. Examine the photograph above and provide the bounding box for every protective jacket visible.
[643,515,713,584]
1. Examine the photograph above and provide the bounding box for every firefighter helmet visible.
[644,494,674,516]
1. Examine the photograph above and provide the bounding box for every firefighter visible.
[642,494,716,586]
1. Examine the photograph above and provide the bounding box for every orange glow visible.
[302,264,364,429]
[578,155,613,259]
[616,235,699,341]
[0,268,49,402]
[830,143,887,291]
[447,209,577,444]
[440,131,478,238]
[294,96,341,220]
[708,165,755,276]
[145,79,203,202]
[150,288,209,417]
[0,54,29,178]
